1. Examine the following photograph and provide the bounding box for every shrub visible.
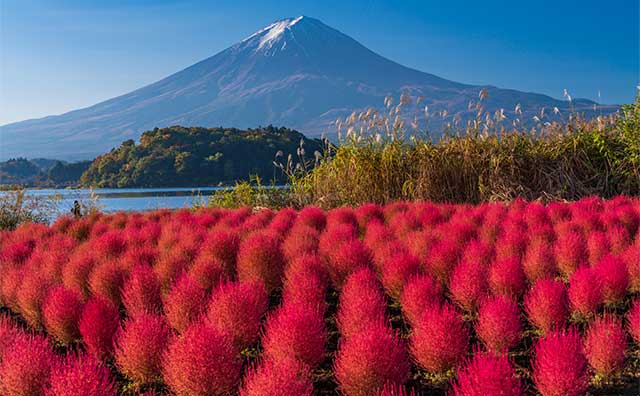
[375,384,416,396]
[337,268,387,338]
[62,251,96,298]
[587,231,611,267]
[47,354,116,396]
[163,322,242,396]
[449,260,488,312]
[88,260,127,307]
[43,286,84,345]
[334,323,410,396]
[554,231,587,277]
[262,303,326,368]
[154,250,190,291]
[450,352,524,396]
[0,315,20,362]
[523,238,556,282]
[400,274,443,326]
[115,313,171,386]
[79,297,121,360]
[595,255,629,306]
[584,315,627,378]
[476,296,522,354]
[207,280,269,351]
[282,260,328,313]
[0,334,56,396]
[122,264,163,317]
[200,229,240,275]
[380,252,422,299]
[628,299,640,344]
[281,226,319,262]
[425,240,460,285]
[567,267,603,319]
[16,270,51,330]
[295,206,326,231]
[410,303,469,374]
[188,257,225,293]
[532,327,588,396]
[237,231,285,292]
[326,239,372,289]
[524,279,568,334]
[240,358,313,396]
[163,274,207,333]
[488,257,526,299]
[623,245,640,292]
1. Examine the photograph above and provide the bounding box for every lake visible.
[24,187,226,215]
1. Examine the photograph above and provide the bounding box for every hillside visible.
[0,16,617,160]
[0,157,91,187]
[79,125,323,188]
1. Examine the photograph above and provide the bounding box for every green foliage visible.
[80,125,323,188]
[207,176,294,209]
[0,158,90,187]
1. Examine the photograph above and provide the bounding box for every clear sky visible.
[1,0,638,125]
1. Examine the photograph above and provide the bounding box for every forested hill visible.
[79,126,324,188]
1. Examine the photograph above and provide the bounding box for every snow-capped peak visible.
[243,16,305,51]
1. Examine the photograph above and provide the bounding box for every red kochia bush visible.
[122,265,163,316]
[296,206,327,231]
[326,239,372,289]
[0,315,20,362]
[89,260,128,307]
[524,279,568,334]
[450,352,524,396]
[628,299,640,344]
[375,384,416,396]
[240,357,313,396]
[449,260,488,312]
[337,268,387,338]
[262,303,327,368]
[587,231,611,267]
[425,240,460,285]
[282,255,328,313]
[555,230,587,277]
[80,297,121,361]
[488,257,526,299]
[411,303,469,374]
[584,315,627,378]
[522,238,556,282]
[0,334,56,396]
[623,244,640,292]
[163,275,207,333]
[47,354,116,396]
[43,286,84,345]
[595,255,629,306]
[400,274,443,326]
[334,323,410,396]
[163,322,242,396]
[237,231,285,292]
[16,270,51,330]
[207,281,269,351]
[380,252,421,299]
[199,229,240,275]
[115,313,171,385]
[533,328,588,396]
[281,226,320,262]
[476,296,522,354]
[567,267,603,319]
[62,250,96,298]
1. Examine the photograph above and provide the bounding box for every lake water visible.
[24,187,226,215]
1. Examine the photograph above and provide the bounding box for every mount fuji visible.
[0,16,616,160]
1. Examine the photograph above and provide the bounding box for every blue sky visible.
[1,0,638,125]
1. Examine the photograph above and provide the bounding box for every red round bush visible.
[425,240,460,285]
[122,264,163,317]
[240,357,313,396]
[326,239,372,289]
[88,260,127,307]
[554,231,587,277]
[375,383,416,396]
[115,313,171,385]
[628,299,640,344]
[163,322,242,396]
[237,231,285,292]
[449,260,488,312]
[476,296,522,354]
[623,244,640,292]
[296,206,326,231]
[163,274,207,333]
[584,315,627,378]
[334,323,410,396]
[488,257,526,299]
[337,268,387,338]
[523,238,556,282]
[450,352,524,396]
[595,254,629,306]
[199,229,240,275]
[79,297,120,361]
[567,266,603,319]
[399,274,443,326]
[410,303,469,374]
[207,280,269,351]
[533,327,588,396]
[282,226,319,262]
[43,286,84,345]
[587,231,611,267]
[0,334,56,396]
[47,354,116,396]
[380,252,421,299]
[524,279,568,334]
[262,302,326,368]
[0,315,20,362]
[16,270,52,330]
[62,250,96,298]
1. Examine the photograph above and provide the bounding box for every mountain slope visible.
[0,16,616,160]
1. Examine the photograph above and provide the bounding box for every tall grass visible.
[290,92,640,207]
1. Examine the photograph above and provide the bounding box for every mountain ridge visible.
[0,16,616,160]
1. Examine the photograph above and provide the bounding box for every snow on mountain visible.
[0,16,616,160]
